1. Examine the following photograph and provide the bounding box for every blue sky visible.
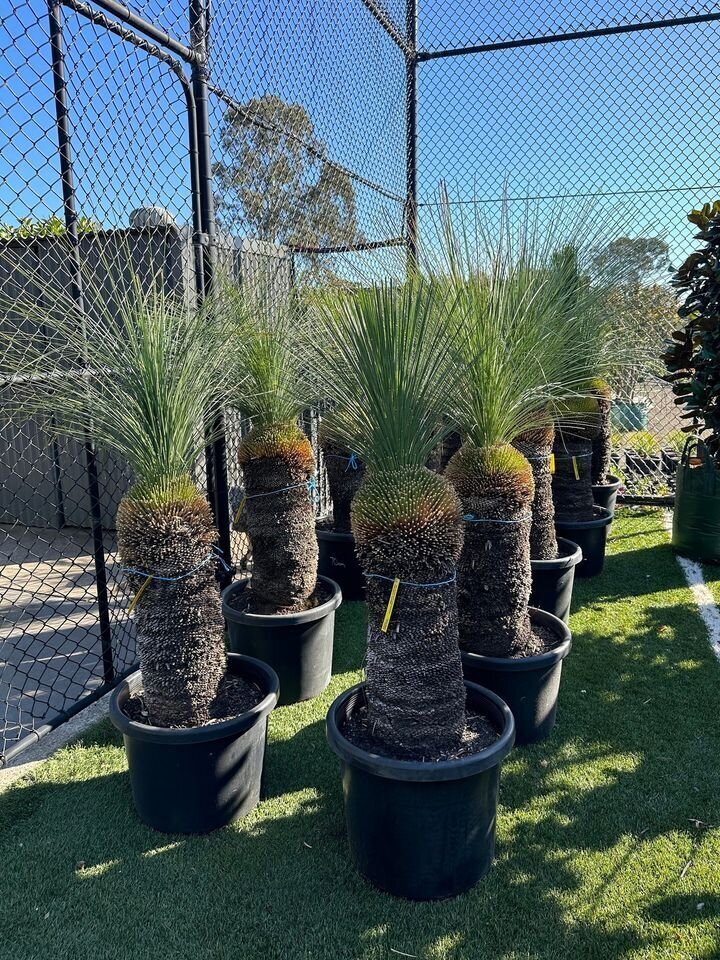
[1,0,716,266]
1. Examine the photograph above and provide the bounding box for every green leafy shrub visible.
[663,201,720,461]
[623,430,660,456]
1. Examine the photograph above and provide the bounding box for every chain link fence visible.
[1,0,714,759]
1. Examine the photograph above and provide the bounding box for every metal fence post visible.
[405,0,418,268]
[189,0,233,582]
[46,0,115,683]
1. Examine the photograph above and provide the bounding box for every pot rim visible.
[591,474,621,493]
[326,680,515,782]
[109,652,279,745]
[461,605,572,672]
[530,536,582,571]
[555,505,613,530]
[222,574,342,626]
[316,527,354,543]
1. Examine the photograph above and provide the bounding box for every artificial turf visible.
[1,508,719,960]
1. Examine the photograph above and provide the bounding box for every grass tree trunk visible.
[514,427,558,561]
[323,439,365,533]
[427,430,463,473]
[553,432,596,522]
[446,443,535,657]
[117,483,226,728]
[591,382,613,484]
[352,466,467,759]
[239,423,318,614]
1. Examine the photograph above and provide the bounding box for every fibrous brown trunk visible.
[427,430,462,473]
[446,443,535,658]
[352,466,467,759]
[514,427,558,561]
[118,491,226,728]
[553,434,595,522]
[239,423,318,613]
[323,439,365,533]
[592,395,612,484]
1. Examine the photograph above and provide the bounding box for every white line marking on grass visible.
[664,510,720,663]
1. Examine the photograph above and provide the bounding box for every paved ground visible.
[0,525,133,758]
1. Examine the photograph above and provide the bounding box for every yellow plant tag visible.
[549,453,555,474]
[572,456,580,480]
[233,496,247,524]
[129,575,153,614]
[381,578,400,633]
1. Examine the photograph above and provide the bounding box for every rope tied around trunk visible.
[325,452,360,471]
[123,545,230,613]
[364,571,457,633]
[233,475,318,524]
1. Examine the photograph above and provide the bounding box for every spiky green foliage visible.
[221,281,308,428]
[0,247,236,502]
[310,279,460,470]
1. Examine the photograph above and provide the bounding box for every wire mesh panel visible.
[416,12,718,497]
[1,0,714,758]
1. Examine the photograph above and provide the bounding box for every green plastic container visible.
[672,436,720,563]
[611,400,650,431]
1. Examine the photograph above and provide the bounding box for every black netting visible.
[0,0,710,759]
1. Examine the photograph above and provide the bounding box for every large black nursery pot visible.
[326,681,515,901]
[222,575,342,706]
[672,437,720,562]
[592,474,622,515]
[109,653,279,834]
[530,537,582,624]
[555,505,613,578]
[317,527,365,601]
[461,607,572,745]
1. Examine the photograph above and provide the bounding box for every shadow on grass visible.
[1,513,719,959]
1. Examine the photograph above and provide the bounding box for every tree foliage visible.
[662,201,720,459]
[213,95,358,260]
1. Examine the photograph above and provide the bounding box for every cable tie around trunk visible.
[123,545,229,613]
[365,572,458,633]
[233,476,318,522]
[325,452,360,471]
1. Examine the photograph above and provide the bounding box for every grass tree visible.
[321,433,365,533]
[437,212,614,656]
[311,279,467,759]
[1,257,236,727]
[223,285,318,614]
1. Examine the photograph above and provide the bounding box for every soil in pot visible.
[461,606,572,744]
[110,653,279,834]
[223,575,342,705]
[327,680,515,900]
[530,536,582,624]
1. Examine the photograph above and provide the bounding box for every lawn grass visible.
[1,508,719,960]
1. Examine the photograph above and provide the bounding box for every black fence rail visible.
[0,0,712,761]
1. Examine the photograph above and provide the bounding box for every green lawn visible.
[2,509,719,960]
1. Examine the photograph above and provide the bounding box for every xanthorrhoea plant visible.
[320,431,365,533]
[311,279,467,759]
[222,284,318,614]
[1,254,236,727]
[437,210,613,656]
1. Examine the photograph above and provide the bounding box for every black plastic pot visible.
[109,653,279,834]
[555,506,613,578]
[317,528,365,601]
[222,576,342,706]
[461,607,572,745]
[625,452,661,477]
[326,681,514,900]
[530,537,582,624]
[592,474,622,515]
